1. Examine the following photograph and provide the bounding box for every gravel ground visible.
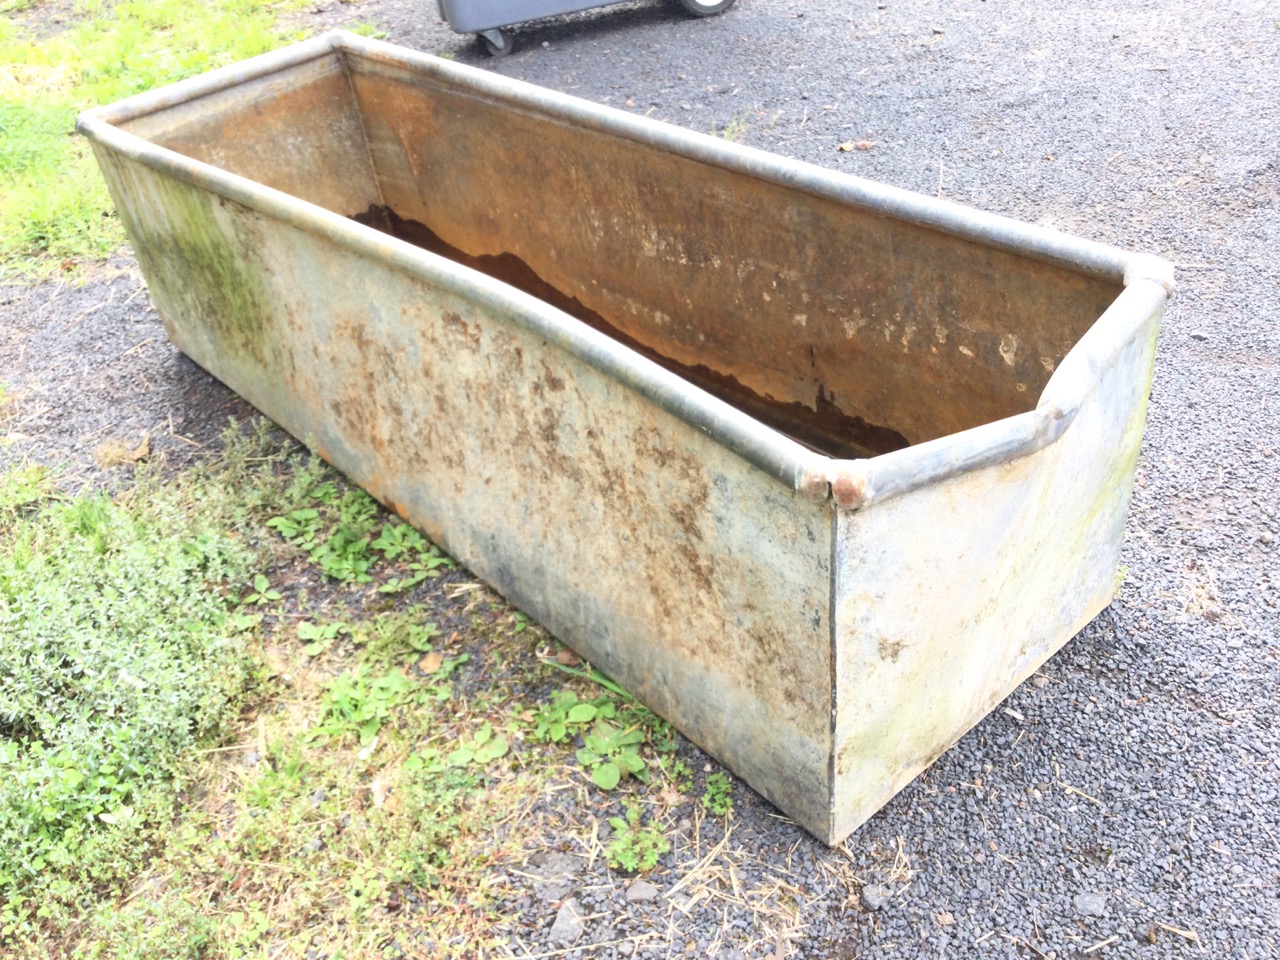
[2,1,1277,957]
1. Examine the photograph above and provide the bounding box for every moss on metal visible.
[132,169,275,368]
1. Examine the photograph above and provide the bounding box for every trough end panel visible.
[111,52,381,219]
[827,294,1163,843]
[86,148,285,377]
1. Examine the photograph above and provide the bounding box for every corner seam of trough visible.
[794,460,872,510]
[328,32,389,213]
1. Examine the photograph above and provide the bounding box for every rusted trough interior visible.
[122,43,1121,459]
[81,33,1171,844]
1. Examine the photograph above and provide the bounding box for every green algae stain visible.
[131,171,276,370]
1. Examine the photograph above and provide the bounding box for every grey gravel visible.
[4,1,1278,958]
[528,851,582,902]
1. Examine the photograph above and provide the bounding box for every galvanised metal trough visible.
[77,32,1173,845]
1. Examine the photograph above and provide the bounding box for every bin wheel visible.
[479,28,514,57]
[677,0,737,16]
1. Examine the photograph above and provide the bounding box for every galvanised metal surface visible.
[77,32,1172,844]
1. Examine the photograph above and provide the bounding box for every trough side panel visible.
[343,57,1121,452]
[98,156,838,837]
[119,54,381,217]
[828,300,1162,843]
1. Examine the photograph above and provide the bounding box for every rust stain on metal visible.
[830,469,870,509]
[353,205,910,460]
[877,637,906,662]
[349,61,1123,452]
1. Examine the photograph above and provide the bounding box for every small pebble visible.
[1074,892,1107,917]
[861,884,892,912]
[548,898,585,945]
[625,878,659,903]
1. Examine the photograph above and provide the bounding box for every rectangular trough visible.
[77,32,1173,845]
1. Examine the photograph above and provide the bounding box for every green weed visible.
[384,762,483,878]
[239,572,282,605]
[297,618,350,657]
[711,113,749,142]
[577,720,650,791]
[606,802,669,874]
[661,755,694,793]
[445,722,510,768]
[72,892,215,960]
[701,771,734,816]
[268,483,454,585]
[370,518,428,560]
[532,689,616,744]
[0,464,54,516]
[312,667,415,746]
[531,677,676,791]
[348,22,388,39]
[351,609,442,671]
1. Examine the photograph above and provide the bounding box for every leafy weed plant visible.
[606,802,670,874]
[532,689,617,744]
[312,666,415,747]
[577,721,649,791]
[445,722,510,769]
[533,668,679,791]
[701,771,734,816]
[268,481,454,586]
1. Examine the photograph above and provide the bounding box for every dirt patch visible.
[0,259,260,489]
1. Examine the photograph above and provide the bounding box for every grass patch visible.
[0,425,719,957]
[0,426,287,944]
[0,0,304,278]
